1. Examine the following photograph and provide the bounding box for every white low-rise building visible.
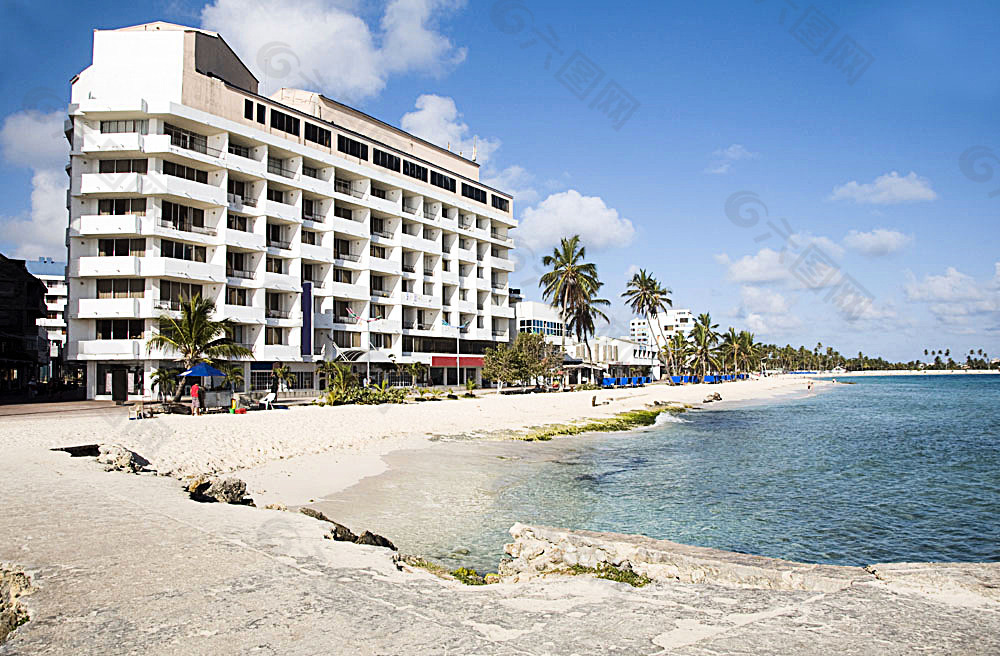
[25,257,68,380]
[514,301,570,346]
[629,309,694,349]
[65,22,516,399]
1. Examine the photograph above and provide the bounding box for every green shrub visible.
[517,407,684,441]
[450,567,487,585]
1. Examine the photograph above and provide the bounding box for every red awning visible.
[431,356,484,367]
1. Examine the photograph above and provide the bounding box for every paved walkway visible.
[1,446,998,654]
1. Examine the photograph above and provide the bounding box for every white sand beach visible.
[0,376,822,508]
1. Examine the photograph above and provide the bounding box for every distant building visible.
[0,254,49,393]
[629,309,694,348]
[571,335,659,379]
[514,301,570,346]
[25,257,68,381]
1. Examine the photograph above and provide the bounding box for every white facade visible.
[514,301,569,346]
[65,22,516,399]
[629,309,694,348]
[572,336,659,378]
[25,258,68,374]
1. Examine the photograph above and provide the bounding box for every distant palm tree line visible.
[542,235,998,376]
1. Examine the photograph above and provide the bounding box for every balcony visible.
[228,193,258,209]
[302,211,325,222]
[223,305,265,324]
[73,256,140,278]
[402,204,419,215]
[300,243,333,263]
[262,271,299,292]
[226,267,256,280]
[74,339,149,360]
[423,209,436,220]
[334,178,365,199]
[329,281,369,300]
[267,160,296,179]
[163,128,222,158]
[491,282,508,291]
[266,237,292,251]
[263,199,300,223]
[334,250,362,263]
[370,289,392,299]
[335,315,359,325]
[75,214,143,236]
[265,308,290,319]
[423,268,435,277]
[77,297,156,319]
[159,219,217,236]
[154,299,182,311]
[402,264,416,274]
[223,229,265,252]
[371,228,394,239]
[228,143,252,159]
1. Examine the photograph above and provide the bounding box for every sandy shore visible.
[829,369,997,376]
[0,376,821,508]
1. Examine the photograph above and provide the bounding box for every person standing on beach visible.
[269,373,278,397]
[190,381,201,416]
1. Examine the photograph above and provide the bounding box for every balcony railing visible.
[335,178,365,198]
[335,315,358,324]
[371,289,392,298]
[417,322,431,330]
[266,309,289,319]
[402,320,415,329]
[372,229,393,239]
[402,204,419,215]
[266,238,291,250]
[306,279,324,289]
[226,268,255,280]
[155,299,181,311]
[491,230,506,240]
[159,219,216,236]
[335,251,361,262]
[165,130,222,157]
[492,330,507,337]
[371,187,387,200]
[228,143,252,159]
[491,282,507,291]
[402,264,416,273]
[423,268,434,276]
[302,212,324,222]
[267,160,295,178]
[228,193,257,207]
[459,326,470,334]
[459,221,473,230]
[423,209,436,220]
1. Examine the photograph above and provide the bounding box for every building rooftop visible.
[24,257,66,277]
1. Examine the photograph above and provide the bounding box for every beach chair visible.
[258,392,276,410]
[602,377,615,389]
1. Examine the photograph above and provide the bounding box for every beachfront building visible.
[514,301,570,347]
[0,254,49,395]
[572,336,660,380]
[25,257,68,382]
[65,22,516,400]
[629,309,694,349]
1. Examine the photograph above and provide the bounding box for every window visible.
[372,148,400,172]
[161,201,205,230]
[266,187,285,203]
[265,327,286,345]
[256,103,266,124]
[371,186,387,200]
[332,268,353,284]
[98,198,146,216]
[301,230,317,245]
[371,333,392,348]
[161,281,202,305]
[491,195,510,212]
[334,330,361,348]
[270,109,300,136]
[226,286,248,306]
[96,319,144,340]
[162,160,208,184]
[337,134,368,160]
[333,205,353,220]
[227,214,250,232]
[430,171,456,192]
[96,278,144,299]
[98,238,145,257]
[160,239,206,262]
[304,123,331,147]
[370,244,387,259]
[303,165,319,179]
[403,160,428,182]
[100,119,148,134]
[461,183,487,204]
[163,123,209,154]
[99,159,147,174]
[370,304,388,320]
[266,257,285,274]
[228,142,251,158]
[244,99,254,120]
[302,198,319,219]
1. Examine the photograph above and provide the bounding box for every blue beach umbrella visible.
[178,363,226,378]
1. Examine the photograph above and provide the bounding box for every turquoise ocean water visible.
[320,375,1000,572]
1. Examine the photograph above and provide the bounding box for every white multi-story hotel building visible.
[26,258,68,378]
[629,309,694,349]
[65,22,516,399]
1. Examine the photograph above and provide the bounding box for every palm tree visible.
[689,320,720,382]
[406,361,428,388]
[317,361,356,394]
[720,327,741,375]
[539,235,608,361]
[220,364,244,392]
[147,295,252,401]
[272,363,295,398]
[621,269,672,360]
[663,332,691,378]
[150,367,177,402]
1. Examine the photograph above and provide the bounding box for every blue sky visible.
[1,0,998,360]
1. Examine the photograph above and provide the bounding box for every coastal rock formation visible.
[96,444,149,474]
[0,565,34,645]
[355,531,397,551]
[186,475,252,504]
[500,524,868,592]
[301,508,359,542]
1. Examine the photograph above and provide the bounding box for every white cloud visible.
[829,171,938,205]
[739,285,791,314]
[705,143,758,175]
[0,110,68,259]
[400,94,500,163]
[843,228,913,256]
[743,312,802,335]
[905,264,1000,325]
[516,190,634,254]
[481,164,538,206]
[715,248,790,284]
[200,0,467,102]
[791,232,845,258]
[625,264,641,279]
